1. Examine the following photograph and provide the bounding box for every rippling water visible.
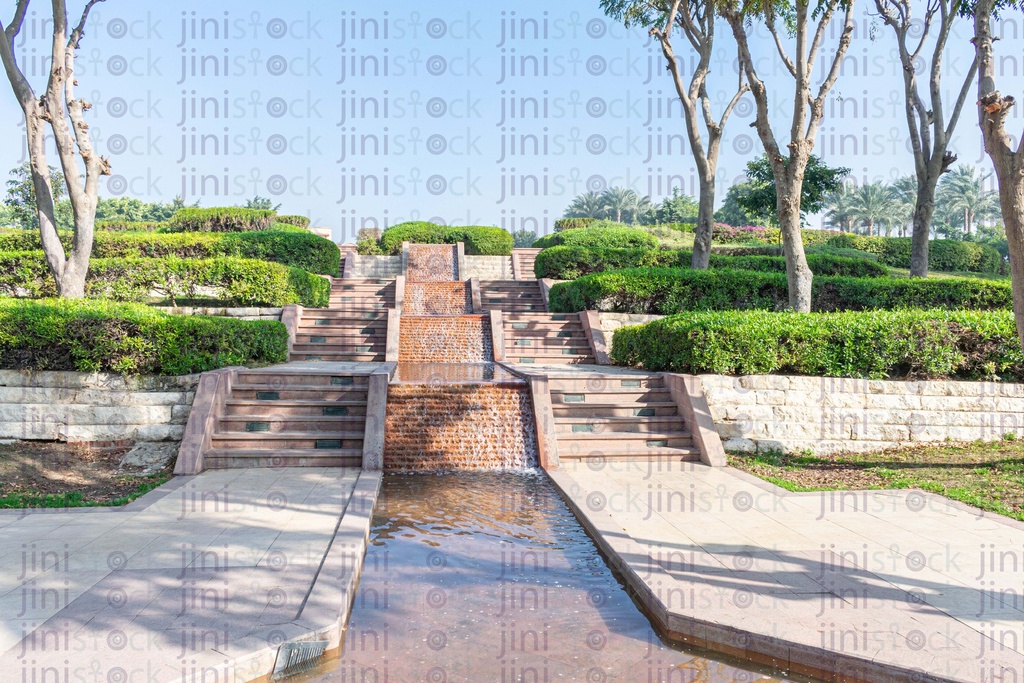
[288,472,798,682]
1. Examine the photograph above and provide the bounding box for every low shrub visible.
[712,224,781,244]
[356,237,384,255]
[534,246,889,279]
[96,220,165,232]
[532,226,659,250]
[553,217,597,232]
[0,229,340,275]
[0,252,329,307]
[610,309,1023,381]
[276,214,310,228]
[378,222,513,255]
[167,207,275,232]
[826,234,1002,273]
[0,297,287,374]
[548,267,1012,314]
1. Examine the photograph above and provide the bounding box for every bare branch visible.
[764,10,798,78]
[6,0,30,44]
[68,0,105,49]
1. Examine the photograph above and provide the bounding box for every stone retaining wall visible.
[598,313,665,358]
[701,374,1024,455]
[0,370,199,442]
[463,255,514,280]
[350,255,402,279]
[158,307,282,321]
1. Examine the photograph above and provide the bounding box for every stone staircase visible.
[204,369,368,468]
[289,279,395,362]
[548,374,700,463]
[513,248,542,279]
[480,280,545,313]
[503,313,595,364]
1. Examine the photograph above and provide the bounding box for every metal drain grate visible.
[273,640,329,679]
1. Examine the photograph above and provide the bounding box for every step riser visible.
[205,455,362,468]
[559,453,701,462]
[219,419,365,432]
[553,406,679,418]
[551,391,672,403]
[224,405,368,417]
[289,355,386,363]
[233,377,370,388]
[508,357,595,364]
[557,435,693,448]
[211,437,364,449]
[231,389,368,401]
[555,422,687,434]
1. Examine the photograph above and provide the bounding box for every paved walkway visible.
[0,467,378,683]
[548,459,1024,683]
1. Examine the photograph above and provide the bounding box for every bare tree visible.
[975,0,1024,351]
[0,0,110,298]
[874,0,978,277]
[720,0,854,311]
[602,0,747,270]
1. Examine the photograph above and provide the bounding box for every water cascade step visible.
[406,243,459,282]
[383,364,537,471]
[398,315,493,363]
[404,281,472,315]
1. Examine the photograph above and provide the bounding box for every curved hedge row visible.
[547,267,1012,314]
[0,229,340,276]
[532,226,659,250]
[96,220,165,232]
[533,245,889,279]
[0,297,287,374]
[167,207,275,233]
[276,214,310,228]
[553,217,598,232]
[0,252,329,307]
[827,234,1002,273]
[378,222,514,255]
[610,309,1023,381]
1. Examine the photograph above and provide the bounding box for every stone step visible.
[558,446,701,461]
[218,415,366,432]
[203,448,363,469]
[292,341,384,351]
[289,352,386,362]
[294,331,386,342]
[504,313,579,320]
[546,376,666,390]
[551,389,672,403]
[506,321,583,331]
[557,430,692,445]
[230,386,368,401]
[233,374,369,387]
[210,431,364,450]
[507,337,591,349]
[224,399,368,417]
[554,416,686,433]
[301,310,388,320]
[507,355,595,365]
[552,402,678,418]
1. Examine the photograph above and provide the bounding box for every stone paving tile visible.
[552,463,1024,682]
[0,467,359,682]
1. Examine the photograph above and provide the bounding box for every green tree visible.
[243,195,281,211]
[512,229,537,248]
[650,189,699,224]
[737,155,849,227]
[848,182,897,236]
[823,182,856,232]
[564,192,606,219]
[5,163,74,231]
[714,183,766,226]
[936,165,1001,237]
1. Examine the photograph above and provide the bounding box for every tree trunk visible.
[691,174,715,269]
[777,181,813,312]
[910,182,937,276]
[867,219,874,237]
[1001,183,1024,354]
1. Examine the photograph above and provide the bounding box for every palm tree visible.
[889,176,918,237]
[936,165,1001,236]
[848,182,896,236]
[600,187,641,223]
[823,182,856,232]
[565,192,606,218]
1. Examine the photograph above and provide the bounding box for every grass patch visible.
[729,438,1024,520]
[0,475,170,509]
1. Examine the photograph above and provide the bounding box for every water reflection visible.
[289,472,797,682]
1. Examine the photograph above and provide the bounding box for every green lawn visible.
[729,438,1024,521]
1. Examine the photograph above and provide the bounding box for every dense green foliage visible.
[96,220,166,232]
[0,229,340,275]
[0,298,288,374]
[533,245,889,279]
[739,154,850,225]
[532,226,659,250]
[553,217,598,232]
[0,252,329,307]
[548,267,1012,314]
[610,309,1023,381]
[276,214,310,228]
[167,207,275,232]
[377,222,514,255]
[827,234,1002,273]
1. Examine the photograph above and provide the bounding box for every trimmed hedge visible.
[0,297,287,374]
[378,222,513,255]
[96,220,165,232]
[0,229,340,276]
[533,245,888,279]
[826,234,1002,273]
[610,309,1023,381]
[276,214,310,228]
[0,252,329,307]
[167,208,275,233]
[532,226,659,250]
[548,267,1013,314]
[553,217,598,232]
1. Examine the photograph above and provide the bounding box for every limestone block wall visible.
[0,370,199,442]
[159,306,282,321]
[700,374,1024,455]
[350,255,402,279]
[599,313,665,358]
[463,255,514,280]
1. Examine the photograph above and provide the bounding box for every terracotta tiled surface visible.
[407,243,458,282]
[398,315,494,363]
[404,281,472,316]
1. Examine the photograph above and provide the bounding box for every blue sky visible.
[0,0,1020,242]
